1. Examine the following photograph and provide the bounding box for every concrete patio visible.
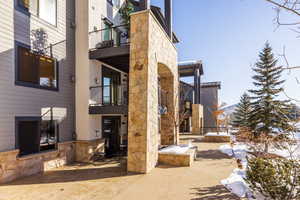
[0,135,238,200]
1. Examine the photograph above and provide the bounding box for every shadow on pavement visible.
[190,185,239,200]
[196,150,232,160]
[2,158,139,186]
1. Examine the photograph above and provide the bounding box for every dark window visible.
[16,42,58,90]
[16,119,40,156]
[16,115,58,156]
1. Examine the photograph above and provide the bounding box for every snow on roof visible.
[178,60,202,66]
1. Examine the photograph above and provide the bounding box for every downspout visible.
[165,0,173,40]
[140,0,150,10]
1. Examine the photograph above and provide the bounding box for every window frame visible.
[15,116,41,154]
[107,0,113,6]
[15,116,59,156]
[15,0,30,16]
[38,0,58,26]
[15,0,58,27]
[15,41,59,92]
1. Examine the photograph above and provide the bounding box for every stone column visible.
[127,10,178,173]
[192,104,203,135]
[127,12,157,173]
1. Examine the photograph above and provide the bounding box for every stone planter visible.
[202,135,231,143]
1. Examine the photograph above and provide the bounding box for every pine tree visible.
[231,93,252,129]
[248,42,292,140]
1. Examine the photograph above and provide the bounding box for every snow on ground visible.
[220,168,250,198]
[219,141,300,199]
[159,143,192,154]
[206,132,230,136]
[219,144,248,167]
[219,143,252,198]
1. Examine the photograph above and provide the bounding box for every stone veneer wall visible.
[158,149,196,167]
[0,139,106,184]
[192,104,204,135]
[0,142,74,184]
[128,10,178,173]
[202,135,231,143]
[75,139,105,162]
[159,73,177,145]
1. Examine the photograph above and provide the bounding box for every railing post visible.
[50,43,53,58]
[110,27,113,42]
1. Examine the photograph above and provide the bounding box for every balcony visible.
[89,25,130,73]
[89,84,128,115]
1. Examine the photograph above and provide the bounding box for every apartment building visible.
[178,61,204,134]
[76,0,179,173]
[0,0,181,183]
[179,62,222,135]
[0,0,75,183]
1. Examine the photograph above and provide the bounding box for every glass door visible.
[102,22,112,42]
[102,66,121,105]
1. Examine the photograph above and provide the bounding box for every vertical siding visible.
[200,87,219,128]
[0,0,75,151]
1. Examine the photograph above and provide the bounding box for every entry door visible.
[102,116,121,157]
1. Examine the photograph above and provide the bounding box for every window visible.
[16,0,57,25]
[39,0,57,25]
[16,42,58,90]
[16,115,58,156]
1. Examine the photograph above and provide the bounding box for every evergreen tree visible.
[231,93,252,129]
[248,42,292,139]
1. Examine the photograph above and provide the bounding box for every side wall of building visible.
[200,86,219,130]
[0,0,75,152]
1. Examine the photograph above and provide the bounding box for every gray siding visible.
[200,86,219,128]
[0,0,75,151]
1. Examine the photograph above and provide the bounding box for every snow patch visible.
[206,132,230,136]
[159,144,191,154]
[220,141,300,199]
[221,169,250,198]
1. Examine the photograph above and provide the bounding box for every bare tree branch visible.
[278,46,300,71]
[265,0,300,16]
[265,0,300,36]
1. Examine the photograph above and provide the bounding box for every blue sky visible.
[151,0,300,106]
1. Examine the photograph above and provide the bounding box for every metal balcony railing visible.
[89,24,130,50]
[89,84,128,106]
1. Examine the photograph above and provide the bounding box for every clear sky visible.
[151,0,300,106]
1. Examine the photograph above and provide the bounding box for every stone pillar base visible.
[192,104,204,135]
[75,139,105,162]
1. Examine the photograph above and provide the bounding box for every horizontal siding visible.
[0,0,75,151]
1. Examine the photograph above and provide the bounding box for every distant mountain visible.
[222,104,238,116]
[221,103,300,121]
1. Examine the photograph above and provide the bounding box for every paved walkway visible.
[0,135,238,200]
